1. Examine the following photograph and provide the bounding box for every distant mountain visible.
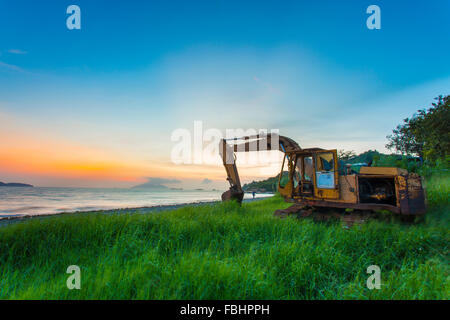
[131,183,169,190]
[131,177,181,190]
[0,181,33,187]
[243,172,287,193]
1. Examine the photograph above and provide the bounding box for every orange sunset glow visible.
[0,116,279,187]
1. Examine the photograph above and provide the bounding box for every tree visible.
[337,150,356,162]
[338,150,381,164]
[386,95,450,161]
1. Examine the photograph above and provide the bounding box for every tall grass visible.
[0,178,448,300]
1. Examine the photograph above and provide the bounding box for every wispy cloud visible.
[253,76,279,94]
[8,49,27,55]
[0,61,24,72]
[201,178,212,184]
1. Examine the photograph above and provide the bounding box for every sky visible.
[0,0,449,188]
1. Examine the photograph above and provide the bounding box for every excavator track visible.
[274,205,378,227]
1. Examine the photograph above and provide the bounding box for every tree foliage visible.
[386,95,450,161]
[337,150,357,161]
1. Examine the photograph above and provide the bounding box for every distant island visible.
[0,181,33,187]
[131,184,169,190]
[131,178,181,190]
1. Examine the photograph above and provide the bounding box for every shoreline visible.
[0,196,271,227]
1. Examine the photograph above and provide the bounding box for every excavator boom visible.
[219,134,301,202]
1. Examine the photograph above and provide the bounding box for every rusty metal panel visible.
[406,174,427,215]
[338,175,358,203]
[396,175,410,214]
[394,174,427,215]
[360,167,408,175]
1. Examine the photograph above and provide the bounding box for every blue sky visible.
[0,0,449,187]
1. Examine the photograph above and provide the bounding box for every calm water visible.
[0,187,271,218]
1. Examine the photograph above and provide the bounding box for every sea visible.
[0,187,272,218]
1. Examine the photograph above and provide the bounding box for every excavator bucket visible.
[221,188,244,203]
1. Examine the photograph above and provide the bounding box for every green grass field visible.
[0,174,448,299]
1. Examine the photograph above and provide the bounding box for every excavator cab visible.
[278,149,339,200]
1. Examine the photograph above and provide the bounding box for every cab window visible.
[316,153,334,172]
[304,156,313,181]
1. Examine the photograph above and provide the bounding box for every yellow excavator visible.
[219,134,426,217]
